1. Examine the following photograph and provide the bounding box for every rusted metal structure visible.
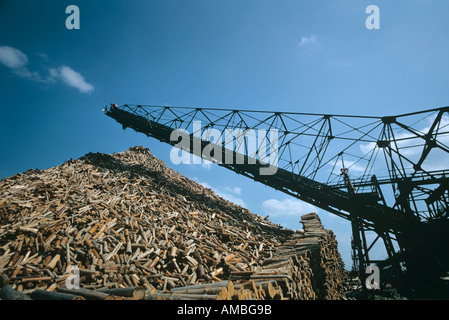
[105,103,449,295]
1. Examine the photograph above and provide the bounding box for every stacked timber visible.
[299,213,348,299]
[149,279,285,300]
[227,213,348,300]
[0,146,347,300]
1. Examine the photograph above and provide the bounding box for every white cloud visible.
[193,177,212,189]
[172,152,215,170]
[201,159,213,170]
[193,177,246,207]
[360,141,376,155]
[217,191,246,207]
[224,187,242,195]
[329,159,367,176]
[0,46,49,83]
[0,46,28,69]
[261,198,318,217]
[49,65,94,93]
[16,68,51,83]
[358,115,449,172]
[298,35,318,47]
[0,45,94,93]
[0,46,50,83]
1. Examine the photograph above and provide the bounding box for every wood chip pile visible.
[0,146,347,300]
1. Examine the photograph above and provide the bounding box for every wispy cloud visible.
[0,46,28,68]
[359,115,449,172]
[194,177,212,189]
[201,159,213,170]
[327,159,367,177]
[193,177,246,207]
[224,187,242,195]
[298,35,318,47]
[0,46,49,83]
[49,66,94,93]
[173,151,214,170]
[261,198,318,217]
[0,45,94,93]
[217,192,246,207]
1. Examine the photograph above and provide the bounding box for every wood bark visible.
[1,286,32,300]
[30,289,85,300]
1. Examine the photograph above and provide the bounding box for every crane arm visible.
[104,104,426,232]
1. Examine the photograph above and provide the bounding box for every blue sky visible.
[1,1,449,268]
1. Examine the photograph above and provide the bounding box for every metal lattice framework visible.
[105,103,449,287]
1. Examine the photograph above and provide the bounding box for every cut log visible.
[58,288,111,300]
[98,286,146,300]
[30,289,85,300]
[1,286,32,300]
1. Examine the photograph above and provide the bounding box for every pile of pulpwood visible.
[0,146,348,300]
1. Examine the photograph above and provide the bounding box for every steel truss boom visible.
[105,103,449,291]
